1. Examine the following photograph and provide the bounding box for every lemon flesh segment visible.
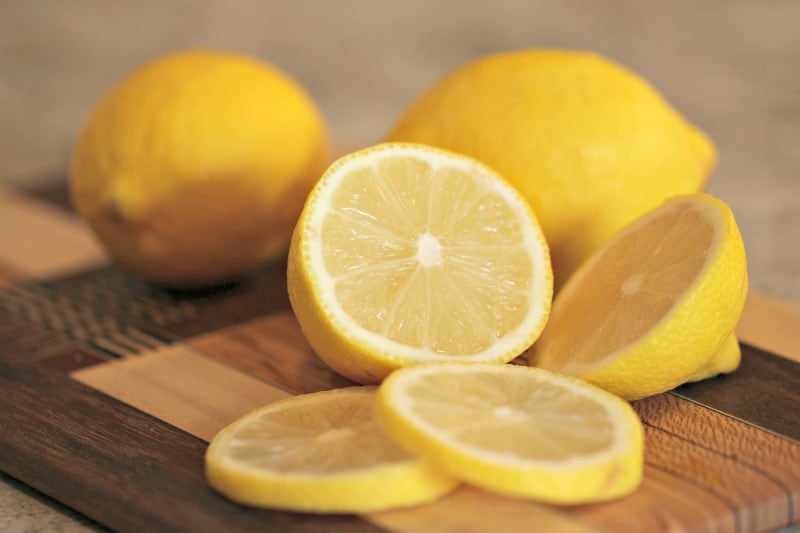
[205,387,457,513]
[375,363,644,504]
[529,193,748,400]
[288,143,553,384]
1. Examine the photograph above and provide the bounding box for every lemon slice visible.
[529,193,748,400]
[375,363,644,504]
[288,143,553,384]
[205,387,457,513]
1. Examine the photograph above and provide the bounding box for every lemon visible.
[375,363,644,504]
[287,143,553,384]
[528,194,748,400]
[70,49,330,287]
[387,49,716,288]
[205,386,457,513]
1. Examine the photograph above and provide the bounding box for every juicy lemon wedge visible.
[375,363,644,504]
[287,143,553,384]
[205,387,457,513]
[529,193,748,400]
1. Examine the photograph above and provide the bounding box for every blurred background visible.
[0,1,798,528]
[2,0,799,304]
[1,1,799,278]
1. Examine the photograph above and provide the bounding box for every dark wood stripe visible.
[0,352,384,532]
[673,342,800,443]
[24,176,75,213]
[0,262,290,359]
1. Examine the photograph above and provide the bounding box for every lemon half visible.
[529,194,748,400]
[287,143,553,384]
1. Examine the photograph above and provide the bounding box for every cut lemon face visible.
[529,193,748,400]
[205,387,457,513]
[288,143,553,384]
[375,363,644,504]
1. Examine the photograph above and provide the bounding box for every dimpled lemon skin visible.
[70,49,330,287]
[387,49,716,288]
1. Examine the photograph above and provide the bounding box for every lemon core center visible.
[493,405,526,420]
[621,273,643,296]
[416,232,443,267]
[318,427,355,443]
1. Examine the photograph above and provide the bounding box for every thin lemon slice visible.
[288,142,553,384]
[375,363,644,504]
[529,193,748,400]
[205,387,457,513]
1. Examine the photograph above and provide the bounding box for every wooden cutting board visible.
[1,184,799,532]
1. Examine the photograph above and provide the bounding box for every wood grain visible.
[188,312,355,394]
[0,267,21,287]
[0,187,106,278]
[2,182,799,531]
[634,393,800,523]
[0,352,383,532]
[569,465,737,532]
[369,486,595,533]
[370,465,741,533]
[642,424,788,531]
[675,343,800,443]
[72,345,290,442]
[71,323,798,531]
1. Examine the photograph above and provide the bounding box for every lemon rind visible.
[530,193,747,400]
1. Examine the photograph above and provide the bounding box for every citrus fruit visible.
[375,363,644,504]
[387,49,716,288]
[287,143,553,384]
[70,49,330,287]
[205,386,457,513]
[528,194,748,400]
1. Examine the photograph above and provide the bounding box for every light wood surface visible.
[0,188,106,279]
[72,345,289,442]
[737,291,800,363]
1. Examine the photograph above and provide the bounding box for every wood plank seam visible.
[1,352,384,532]
[645,404,798,474]
[641,420,794,531]
[646,395,799,528]
[671,390,800,447]
[643,456,741,532]
[186,345,298,397]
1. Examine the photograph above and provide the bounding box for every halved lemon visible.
[529,193,748,400]
[205,386,457,513]
[288,143,553,384]
[375,363,644,504]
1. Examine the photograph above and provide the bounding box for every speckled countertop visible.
[1,0,798,529]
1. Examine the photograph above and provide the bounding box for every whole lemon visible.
[70,49,330,287]
[387,49,716,288]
